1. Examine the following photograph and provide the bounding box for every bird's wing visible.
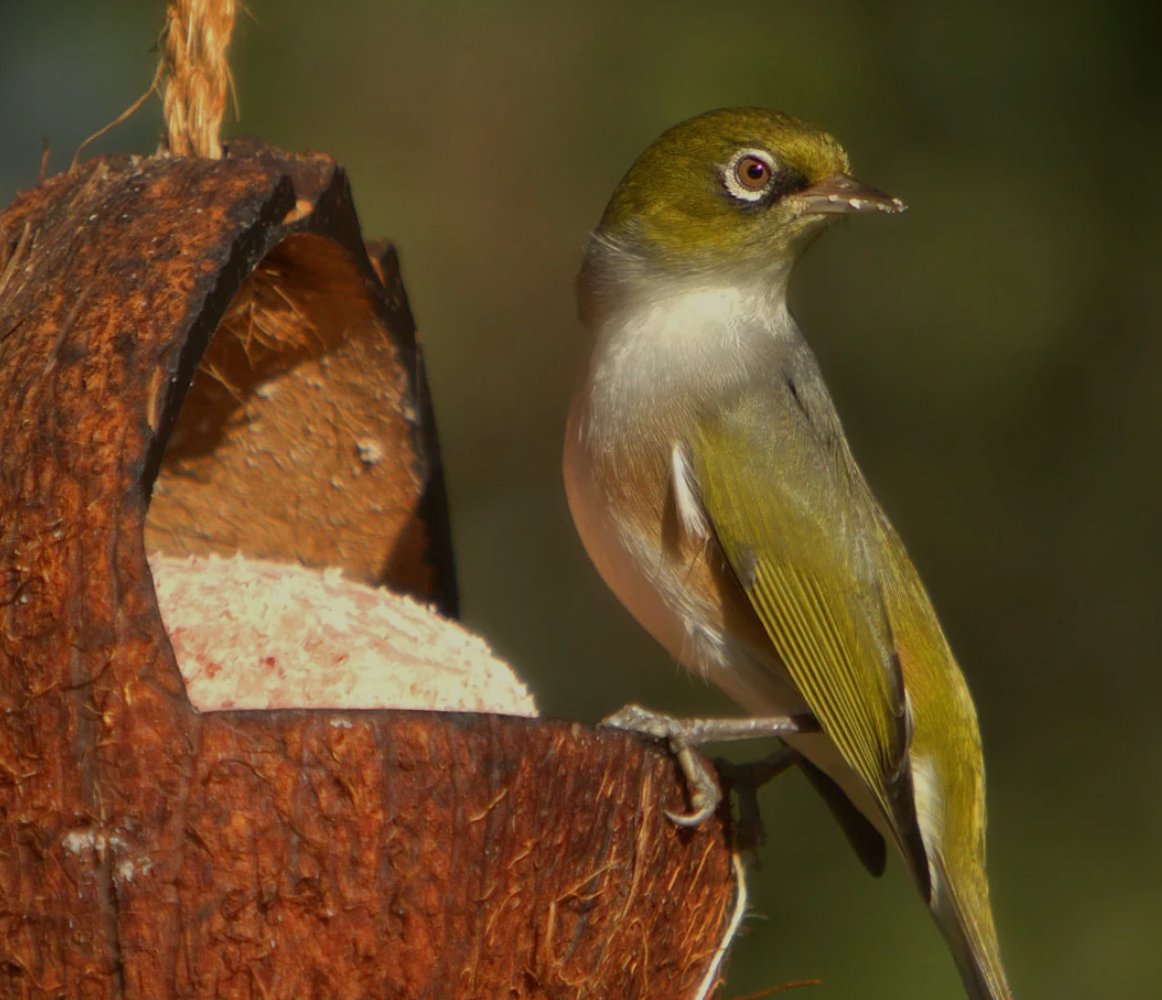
[690,380,925,878]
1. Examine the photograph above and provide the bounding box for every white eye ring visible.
[723,148,778,202]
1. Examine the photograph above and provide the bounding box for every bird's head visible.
[590,107,905,280]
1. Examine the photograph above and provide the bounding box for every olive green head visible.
[593,107,904,272]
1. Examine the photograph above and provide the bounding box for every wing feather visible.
[692,384,912,828]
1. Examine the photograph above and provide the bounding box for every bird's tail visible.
[931,852,1014,1000]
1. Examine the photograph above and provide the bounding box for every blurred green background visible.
[3,2,1159,996]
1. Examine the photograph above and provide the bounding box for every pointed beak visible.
[792,173,907,217]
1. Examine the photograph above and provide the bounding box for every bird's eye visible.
[723,149,777,202]
[736,156,771,189]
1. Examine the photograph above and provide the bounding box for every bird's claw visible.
[603,704,725,823]
[601,703,817,828]
[663,743,722,825]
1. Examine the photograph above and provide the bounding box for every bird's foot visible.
[714,748,799,851]
[601,704,818,827]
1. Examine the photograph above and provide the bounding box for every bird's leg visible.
[601,704,819,826]
[715,748,800,851]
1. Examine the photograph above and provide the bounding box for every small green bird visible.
[564,108,1013,999]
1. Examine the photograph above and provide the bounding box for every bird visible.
[563,107,1013,1000]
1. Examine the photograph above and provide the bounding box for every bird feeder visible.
[0,4,740,996]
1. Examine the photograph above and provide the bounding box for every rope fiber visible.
[160,0,237,158]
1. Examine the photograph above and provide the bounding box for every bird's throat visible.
[581,264,797,427]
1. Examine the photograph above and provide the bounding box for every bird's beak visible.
[792,173,907,217]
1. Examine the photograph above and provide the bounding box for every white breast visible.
[585,276,793,423]
[565,273,799,697]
